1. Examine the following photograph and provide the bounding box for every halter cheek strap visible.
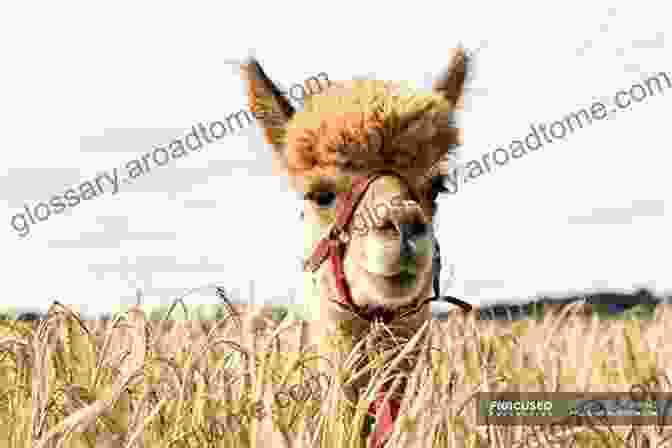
[302,170,472,324]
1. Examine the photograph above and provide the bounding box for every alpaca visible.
[240,49,472,446]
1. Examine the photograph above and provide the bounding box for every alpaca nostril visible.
[400,220,428,239]
[399,220,428,259]
[400,238,416,260]
[410,221,428,238]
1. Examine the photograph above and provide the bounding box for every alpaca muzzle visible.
[302,170,473,324]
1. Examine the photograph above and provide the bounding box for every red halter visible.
[302,170,472,324]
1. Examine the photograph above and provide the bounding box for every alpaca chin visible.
[357,234,432,277]
[343,255,434,310]
[339,232,434,309]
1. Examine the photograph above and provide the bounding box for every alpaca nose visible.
[371,199,429,258]
[363,174,431,256]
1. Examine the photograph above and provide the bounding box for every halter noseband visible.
[302,170,472,324]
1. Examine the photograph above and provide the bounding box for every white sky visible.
[1,1,670,318]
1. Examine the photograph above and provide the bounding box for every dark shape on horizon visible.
[433,288,663,321]
[585,288,658,311]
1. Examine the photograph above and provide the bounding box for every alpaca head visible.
[241,49,468,321]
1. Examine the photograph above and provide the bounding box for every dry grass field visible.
[1,297,671,447]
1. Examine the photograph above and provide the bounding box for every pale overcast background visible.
[1,1,669,319]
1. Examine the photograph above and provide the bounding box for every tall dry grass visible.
[1,297,671,447]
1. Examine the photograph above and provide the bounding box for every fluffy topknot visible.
[282,79,462,181]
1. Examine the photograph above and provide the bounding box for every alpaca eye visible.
[315,191,336,208]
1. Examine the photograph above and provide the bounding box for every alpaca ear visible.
[240,57,295,152]
[432,47,469,109]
